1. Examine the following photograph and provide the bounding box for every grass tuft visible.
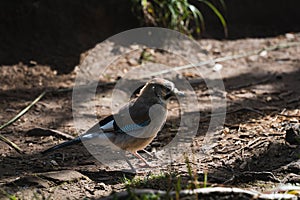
[131,0,227,37]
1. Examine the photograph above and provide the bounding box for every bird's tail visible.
[41,137,81,154]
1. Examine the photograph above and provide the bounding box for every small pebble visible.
[285,33,295,40]
[213,63,223,72]
[259,50,268,57]
[50,160,59,166]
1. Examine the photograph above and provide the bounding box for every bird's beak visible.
[173,88,185,97]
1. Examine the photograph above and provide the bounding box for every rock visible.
[50,160,59,166]
[41,170,90,183]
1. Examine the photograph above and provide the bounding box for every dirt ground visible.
[0,33,300,199]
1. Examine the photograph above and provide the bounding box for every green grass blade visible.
[167,4,177,28]
[198,0,228,37]
[203,171,208,188]
[188,4,205,34]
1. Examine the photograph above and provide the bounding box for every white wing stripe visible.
[100,119,115,131]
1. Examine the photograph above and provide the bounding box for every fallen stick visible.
[0,134,23,154]
[26,127,75,140]
[101,187,297,200]
[0,91,47,131]
[0,91,46,153]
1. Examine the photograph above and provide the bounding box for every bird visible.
[42,78,184,167]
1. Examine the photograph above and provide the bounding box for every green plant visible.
[123,172,168,188]
[131,0,227,37]
[203,170,208,188]
[0,188,17,200]
[175,175,181,200]
[184,154,200,190]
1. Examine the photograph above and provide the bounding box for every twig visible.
[144,41,300,78]
[224,171,281,184]
[42,128,75,140]
[227,137,264,158]
[26,127,75,140]
[102,187,297,200]
[0,134,24,154]
[0,91,47,153]
[277,113,300,118]
[0,91,47,131]
[287,97,300,104]
[0,81,116,153]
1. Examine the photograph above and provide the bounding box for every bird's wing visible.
[83,113,150,137]
[99,115,115,132]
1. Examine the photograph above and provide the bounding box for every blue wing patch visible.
[119,120,150,133]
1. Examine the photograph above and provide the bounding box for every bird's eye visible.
[165,88,172,95]
[163,87,173,100]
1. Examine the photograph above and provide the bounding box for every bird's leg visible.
[142,149,153,157]
[131,151,152,167]
[142,149,163,161]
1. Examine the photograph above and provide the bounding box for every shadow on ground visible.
[0,67,299,193]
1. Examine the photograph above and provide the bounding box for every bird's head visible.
[140,78,184,102]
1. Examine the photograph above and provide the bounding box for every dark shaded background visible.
[0,0,300,74]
